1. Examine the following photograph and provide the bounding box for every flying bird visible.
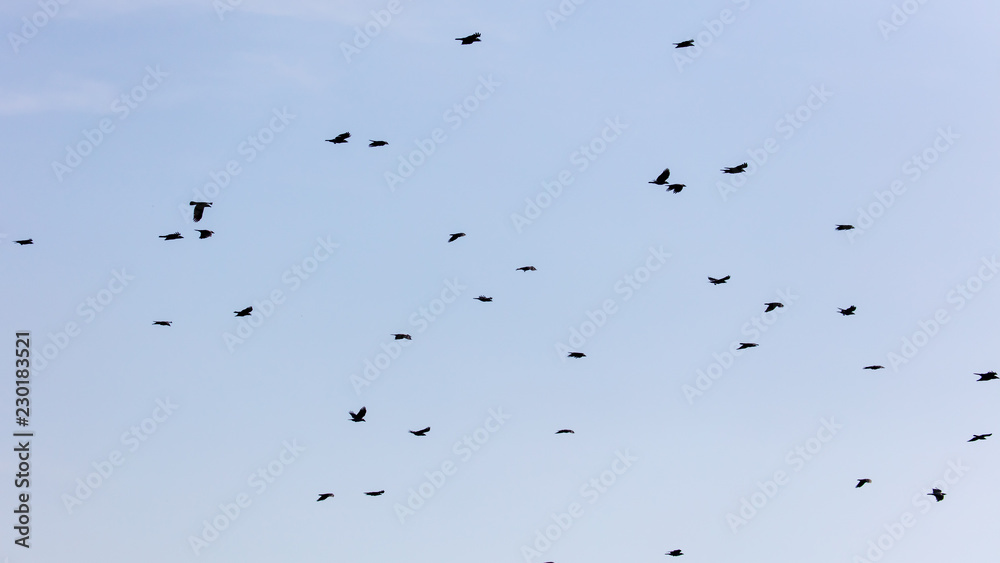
[456,32,481,44]
[516,266,537,272]
[152,321,172,326]
[410,427,430,436]
[567,352,586,358]
[196,229,214,239]
[349,407,367,422]
[234,307,252,317]
[856,478,872,488]
[721,163,748,174]
[665,183,685,193]
[474,295,493,302]
[836,225,855,231]
[392,333,412,340]
[448,232,466,242]
[839,306,857,316]
[666,550,684,557]
[159,232,183,240]
[326,132,350,144]
[316,493,334,502]
[673,40,694,48]
[189,201,212,222]
[708,276,730,285]
[13,239,32,245]
[863,365,885,370]
[737,343,758,350]
[975,371,998,381]
[364,490,385,496]
[764,302,783,312]
[969,434,992,442]
[928,488,945,502]
[649,168,671,185]
[556,429,575,434]
[368,140,388,147]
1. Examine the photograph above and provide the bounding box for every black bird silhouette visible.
[666,550,684,557]
[928,488,945,502]
[474,295,493,302]
[863,365,885,370]
[364,490,385,496]
[567,352,586,358]
[975,371,998,381]
[160,232,183,240]
[649,168,671,185]
[969,433,992,442]
[708,276,730,285]
[737,343,758,350]
[326,132,350,144]
[721,163,748,174]
[556,429,575,434]
[516,266,537,272]
[410,427,430,436]
[836,224,855,231]
[152,321,172,326]
[392,333,412,340]
[673,40,694,48]
[316,493,334,501]
[456,32,481,44]
[448,232,466,242]
[13,239,33,245]
[234,307,252,317]
[666,183,685,193]
[196,229,214,239]
[189,201,212,222]
[349,407,366,422]
[839,306,857,316]
[368,140,388,147]
[764,302,783,312]
[856,478,872,488]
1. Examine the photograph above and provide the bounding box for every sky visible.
[1,0,999,561]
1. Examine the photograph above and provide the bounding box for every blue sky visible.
[2,0,999,561]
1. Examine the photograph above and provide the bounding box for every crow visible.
[673,40,694,48]
[190,201,212,222]
[364,490,385,496]
[152,321,172,326]
[349,407,366,422]
[13,239,32,245]
[410,427,430,436]
[392,334,412,340]
[556,429,575,434]
[568,352,586,358]
[369,140,388,147]
[649,168,670,185]
[326,132,350,144]
[448,232,466,242]
[737,343,758,350]
[863,365,885,370]
[316,493,334,501]
[234,307,252,317]
[516,266,537,272]
[666,550,684,557]
[856,478,872,488]
[475,295,493,302]
[160,232,183,240]
[839,306,857,316]
[836,225,855,231]
[969,434,992,442]
[764,302,783,312]
[928,488,945,502]
[708,275,730,285]
[975,371,998,381]
[666,183,685,193]
[195,230,214,239]
[456,32,481,44]
[721,163,748,174]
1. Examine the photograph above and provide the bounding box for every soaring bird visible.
[474,295,493,302]
[708,276,730,285]
[364,490,385,496]
[392,333,412,340]
[189,201,212,222]
[863,365,885,370]
[764,302,783,312]
[568,352,586,358]
[666,183,685,193]
[448,232,466,242]
[349,407,367,422]
[196,229,214,239]
[721,163,748,174]
[975,371,998,381]
[316,493,334,502]
[836,225,855,231]
[839,306,857,316]
[410,427,430,436]
[969,433,992,442]
[666,550,684,557]
[737,343,758,350]
[856,478,872,488]
[234,307,252,317]
[368,140,388,147]
[13,239,32,245]
[928,488,945,502]
[456,32,481,44]
[516,266,537,272]
[649,168,671,185]
[556,429,575,434]
[673,40,694,48]
[326,132,350,144]
[152,321,172,326]
[160,232,183,240]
